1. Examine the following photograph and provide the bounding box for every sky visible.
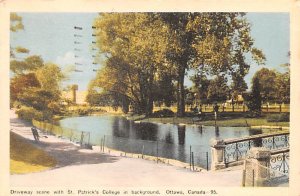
[10,12,290,91]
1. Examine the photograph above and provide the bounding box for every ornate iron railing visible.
[270,148,289,174]
[224,131,289,165]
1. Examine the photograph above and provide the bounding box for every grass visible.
[10,132,56,174]
[137,115,289,127]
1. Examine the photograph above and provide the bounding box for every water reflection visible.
[215,126,220,138]
[59,115,257,169]
[250,128,263,147]
[178,125,186,145]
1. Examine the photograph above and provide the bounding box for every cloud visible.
[55,51,89,67]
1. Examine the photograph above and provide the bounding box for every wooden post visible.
[192,152,195,171]
[156,141,159,163]
[103,135,105,152]
[242,170,246,187]
[80,131,84,146]
[279,104,282,113]
[252,169,255,187]
[242,160,246,186]
[206,152,209,170]
[190,145,192,170]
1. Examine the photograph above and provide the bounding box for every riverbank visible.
[10,110,243,187]
[126,114,289,128]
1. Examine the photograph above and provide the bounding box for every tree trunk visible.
[146,70,154,117]
[177,65,186,117]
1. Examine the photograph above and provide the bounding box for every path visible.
[10,110,243,187]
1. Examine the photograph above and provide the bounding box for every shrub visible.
[16,106,44,121]
[266,113,289,122]
[151,109,174,117]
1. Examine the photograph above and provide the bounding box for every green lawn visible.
[10,132,56,174]
[136,116,289,127]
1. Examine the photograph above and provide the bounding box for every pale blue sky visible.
[10,13,289,91]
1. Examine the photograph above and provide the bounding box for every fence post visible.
[210,139,226,170]
[156,141,159,163]
[206,152,209,171]
[279,104,282,113]
[142,145,144,159]
[247,147,271,186]
[190,145,192,170]
[192,152,195,171]
[103,135,106,152]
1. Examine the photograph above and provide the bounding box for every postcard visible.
[1,0,300,196]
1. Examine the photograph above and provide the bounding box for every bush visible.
[151,109,174,117]
[266,113,289,122]
[16,106,44,121]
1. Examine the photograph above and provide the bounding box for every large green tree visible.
[161,13,265,116]
[91,13,170,115]
[252,68,278,102]
[207,76,230,102]
[91,13,265,116]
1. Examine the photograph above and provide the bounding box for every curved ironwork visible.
[224,131,289,165]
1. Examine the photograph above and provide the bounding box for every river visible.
[59,115,264,169]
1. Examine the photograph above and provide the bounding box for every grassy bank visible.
[127,114,289,127]
[10,132,56,174]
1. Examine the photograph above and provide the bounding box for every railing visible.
[243,158,289,187]
[270,148,289,174]
[223,131,289,166]
[32,119,211,171]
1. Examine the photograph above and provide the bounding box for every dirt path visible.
[10,110,243,187]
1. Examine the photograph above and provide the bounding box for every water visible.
[59,115,261,169]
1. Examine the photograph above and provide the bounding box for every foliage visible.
[10,13,24,32]
[152,109,174,118]
[190,74,210,104]
[15,106,44,121]
[266,113,289,122]
[91,13,265,116]
[15,46,30,54]
[275,70,290,103]
[246,76,262,116]
[252,67,290,103]
[35,63,64,95]
[207,76,229,102]
[252,68,277,102]
[10,73,41,104]
[91,13,170,116]
[10,55,44,74]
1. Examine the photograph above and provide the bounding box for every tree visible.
[10,13,24,32]
[161,13,265,116]
[252,68,277,102]
[190,73,210,104]
[276,69,290,103]
[10,55,44,74]
[92,13,170,115]
[35,63,64,96]
[10,73,41,106]
[91,13,265,116]
[247,76,262,116]
[207,76,230,102]
[276,61,290,103]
